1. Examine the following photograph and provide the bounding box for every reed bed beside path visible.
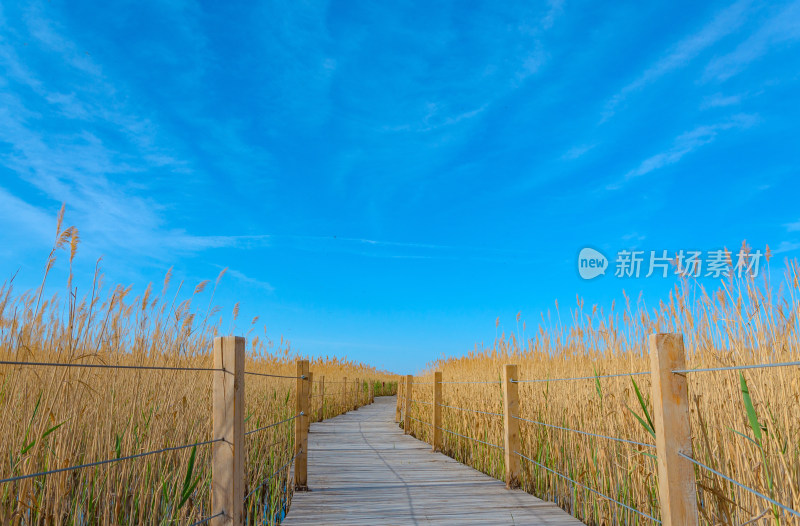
[405,256,800,526]
[0,216,397,525]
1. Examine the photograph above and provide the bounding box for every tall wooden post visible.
[212,336,245,526]
[354,377,360,409]
[404,375,413,434]
[342,376,347,414]
[502,364,520,489]
[395,379,402,422]
[295,359,310,491]
[369,379,374,404]
[319,375,325,421]
[650,333,698,526]
[433,371,442,451]
[307,371,314,422]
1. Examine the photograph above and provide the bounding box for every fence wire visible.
[0,360,219,372]
[409,416,432,427]
[0,437,222,485]
[188,511,225,526]
[515,450,662,524]
[439,403,503,418]
[512,371,650,383]
[677,452,800,519]
[438,427,503,450]
[513,415,655,449]
[245,413,303,436]
[673,361,800,374]
[244,371,305,379]
[440,380,501,385]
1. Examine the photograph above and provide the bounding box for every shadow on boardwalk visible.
[283,396,583,525]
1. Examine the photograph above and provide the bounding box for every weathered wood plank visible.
[283,396,583,525]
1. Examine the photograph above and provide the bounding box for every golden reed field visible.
[405,251,800,526]
[0,213,397,525]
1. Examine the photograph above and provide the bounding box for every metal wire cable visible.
[245,413,302,436]
[244,371,306,379]
[677,452,800,519]
[410,399,433,406]
[0,360,219,372]
[515,450,662,524]
[440,380,501,384]
[673,361,800,374]
[409,416,432,427]
[439,403,503,418]
[245,448,302,501]
[512,371,651,383]
[513,415,655,449]
[0,438,222,485]
[438,427,503,450]
[188,511,225,526]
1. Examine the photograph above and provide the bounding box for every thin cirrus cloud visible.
[601,0,754,121]
[607,113,759,189]
[703,0,800,82]
[0,3,256,261]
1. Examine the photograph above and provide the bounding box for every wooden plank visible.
[650,333,698,526]
[283,396,583,525]
[212,336,244,526]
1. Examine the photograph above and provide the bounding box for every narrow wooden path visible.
[283,396,583,525]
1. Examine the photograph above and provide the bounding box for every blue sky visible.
[1,0,799,373]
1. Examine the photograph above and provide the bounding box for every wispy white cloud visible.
[0,3,245,260]
[701,92,744,108]
[704,1,800,82]
[608,114,758,188]
[224,267,275,293]
[602,0,753,120]
[0,184,55,243]
[785,219,800,232]
[774,240,800,254]
[561,144,595,160]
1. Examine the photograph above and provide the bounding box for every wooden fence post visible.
[433,371,442,451]
[354,377,360,409]
[395,379,402,422]
[404,375,413,434]
[212,336,245,526]
[369,379,374,403]
[319,375,325,421]
[342,376,347,414]
[650,333,698,526]
[307,371,314,422]
[295,359,310,491]
[502,364,520,489]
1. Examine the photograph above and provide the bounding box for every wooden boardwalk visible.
[283,396,583,525]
